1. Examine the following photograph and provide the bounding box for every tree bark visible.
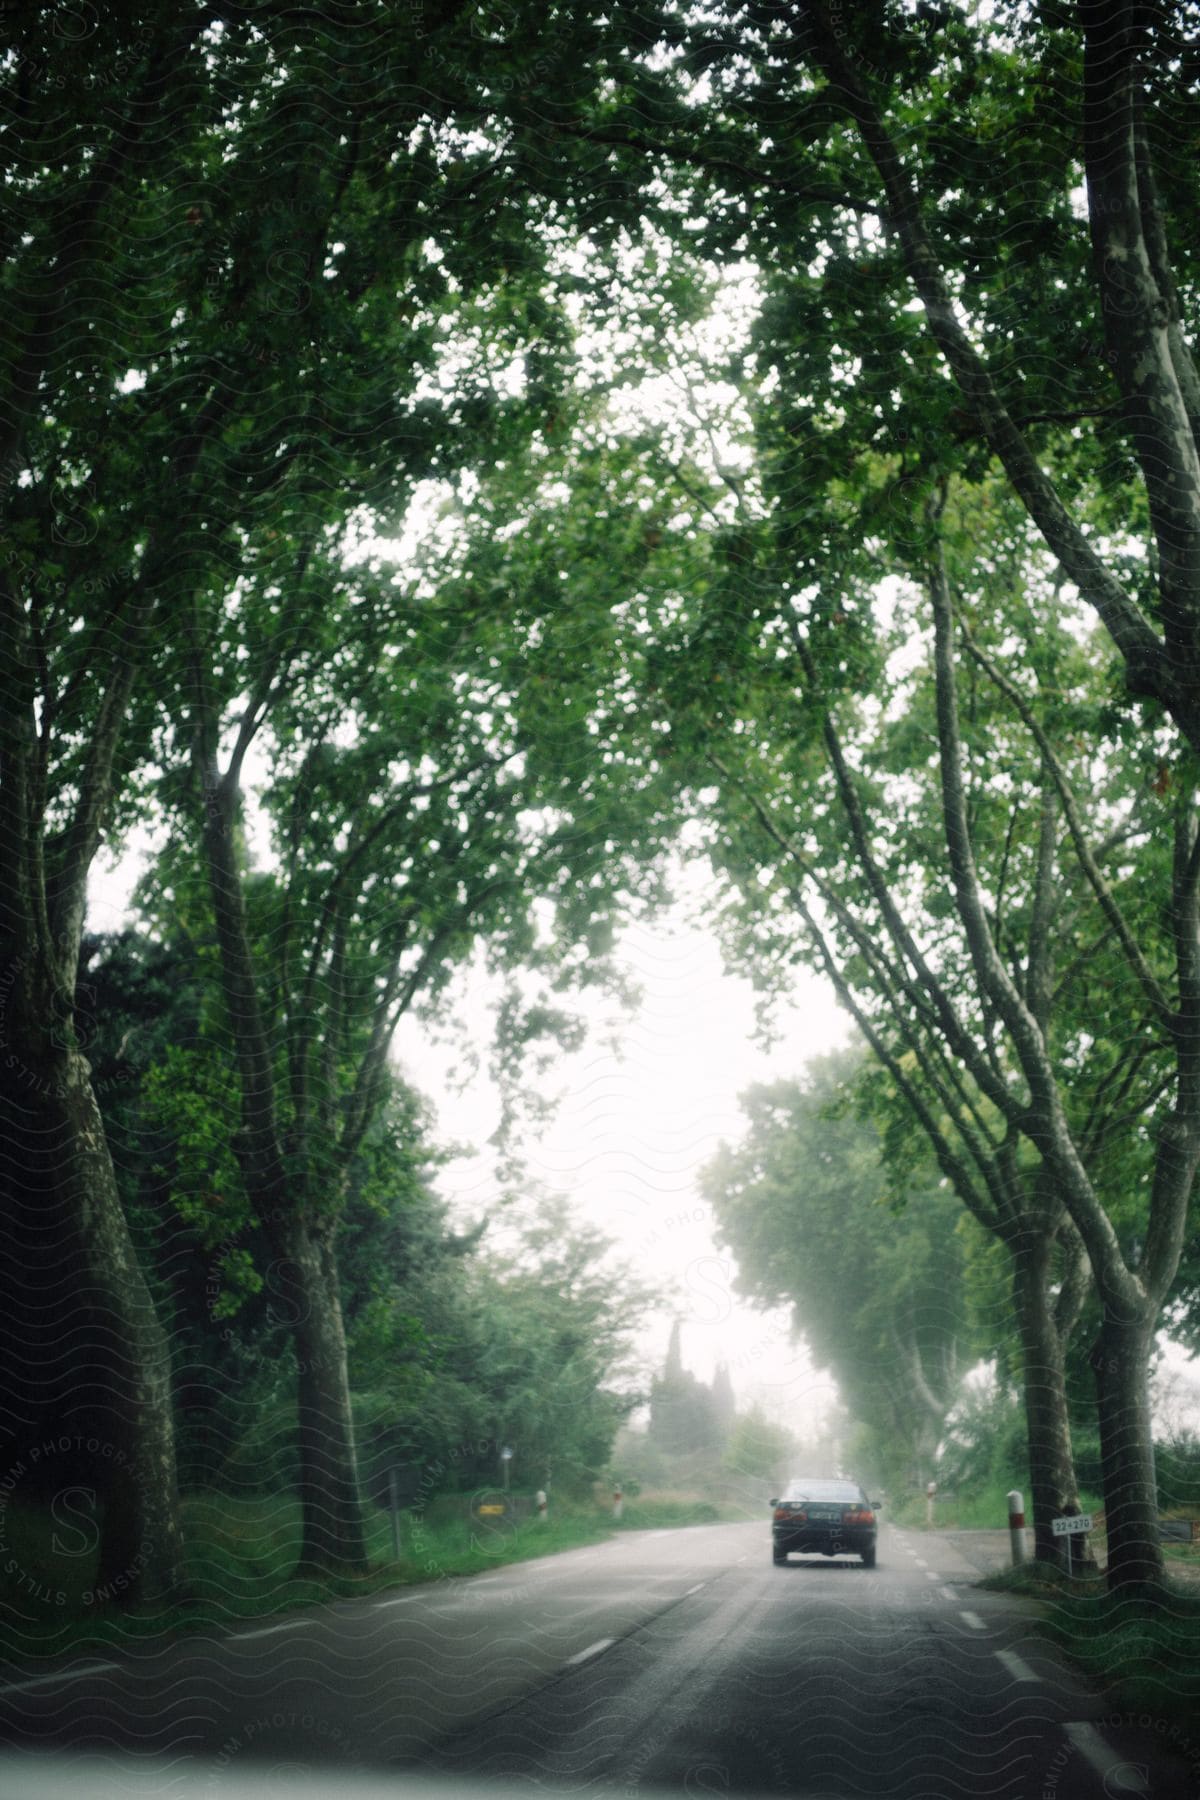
[273,1219,368,1572]
[1,565,188,1606]
[0,1038,187,1608]
[1090,1311,1164,1591]
[1010,1223,1086,1567]
[196,749,368,1575]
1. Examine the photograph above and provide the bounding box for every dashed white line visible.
[940,1586,957,1602]
[566,1637,614,1667]
[924,1570,939,1581]
[373,1593,420,1608]
[684,1582,705,1596]
[233,1620,309,1643]
[995,1648,1038,1682]
[960,1611,986,1630]
[1063,1722,1149,1794]
[0,1660,119,1698]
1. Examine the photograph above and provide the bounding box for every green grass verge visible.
[978,1560,1200,1728]
[0,1487,737,1675]
[887,1481,1104,1532]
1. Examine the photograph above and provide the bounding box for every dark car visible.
[770,1477,880,1568]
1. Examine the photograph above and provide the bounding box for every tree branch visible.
[796,0,1172,718]
[957,615,1175,1036]
[928,517,1142,1308]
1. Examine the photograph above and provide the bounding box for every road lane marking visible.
[373,1594,421,1607]
[234,1620,309,1643]
[566,1637,614,1666]
[995,1648,1039,1682]
[925,1570,939,1581]
[960,1611,986,1630]
[940,1586,957,1602]
[0,1661,119,1698]
[684,1582,705,1595]
[1064,1722,1149,1794]
[736,1555,748,1565]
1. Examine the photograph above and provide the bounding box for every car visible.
[770,1477,881,1568]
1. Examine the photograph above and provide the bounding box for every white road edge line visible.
[1063,1722,1149,1795]
[234,1620,309,1643]
[566,1637,614,1667]
[0,1661,119,1698]
[995,1648,1039,1682]
[684,1582,705,1596]
[960,1611,986,1630]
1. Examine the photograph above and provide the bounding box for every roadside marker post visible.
[388,1467,402,1561]
[1050,1510,1092,1578]
[1007,1490,1026,1566]
[613,1484,623,1521]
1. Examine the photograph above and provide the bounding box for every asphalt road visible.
[0,1521,1196,1798]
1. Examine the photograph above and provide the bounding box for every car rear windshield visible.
[783,1480,864,1502]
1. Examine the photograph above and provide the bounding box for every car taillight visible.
[844,1509,875,1525]
[774,1507,806,1522]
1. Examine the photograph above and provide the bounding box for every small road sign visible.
[1051,1513,1092,1536]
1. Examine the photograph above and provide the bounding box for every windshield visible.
[783,1481,865,1503]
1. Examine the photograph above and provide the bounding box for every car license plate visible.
[810,1507,842,1521]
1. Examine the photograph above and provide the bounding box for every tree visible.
[677,471,1186,1581]
[625,0,1200,1587]
[457,339,1110,1562]
[648,1320,725,1460]
[0,8,234,1597]
[703,1051,987,1496]
[432,1192,657,1497]
[723,1406,795,1491]
[1,0,683,1591]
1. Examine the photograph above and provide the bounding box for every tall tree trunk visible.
[279,1220,368,1573]
[197,756,367,1574]
[0,1034,187,1609]
[1010,1224,1085,1566]
[1091,1311,1164,1591]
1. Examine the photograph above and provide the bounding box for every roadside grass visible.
[613,1493,736,1529]
[888,1480,1103,1532]
[979,1558,1200,1728]
[0,1486,736,1676]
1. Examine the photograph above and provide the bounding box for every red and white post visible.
[613,1484,623,1521]
[1006,1489,1026,1566]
